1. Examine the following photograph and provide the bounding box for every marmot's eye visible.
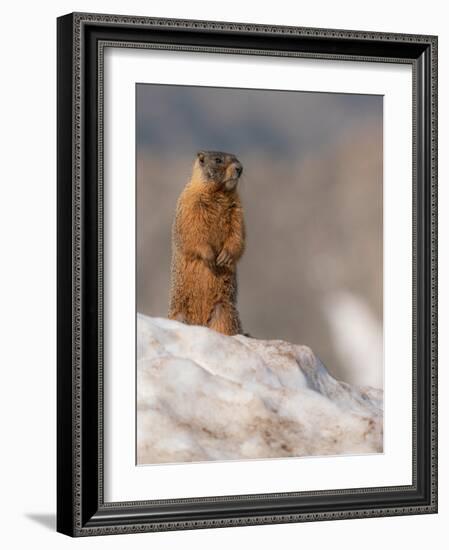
[215,157,223,164]
[199,157,205,165]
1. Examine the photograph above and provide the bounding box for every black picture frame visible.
[57,12,438,537]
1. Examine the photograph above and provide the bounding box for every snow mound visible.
[137,314,383,464]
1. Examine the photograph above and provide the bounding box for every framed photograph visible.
[57,12,438,536]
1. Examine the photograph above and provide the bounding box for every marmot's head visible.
[193,151,243,191]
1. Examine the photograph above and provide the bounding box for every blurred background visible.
[136,84,383,388]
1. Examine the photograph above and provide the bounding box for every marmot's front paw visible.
[206,257,217,271]
[199,246,216,270]
[216,248,233,268]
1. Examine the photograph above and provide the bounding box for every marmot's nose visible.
[235,163,243,177]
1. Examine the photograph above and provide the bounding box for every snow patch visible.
[137,314,383,465]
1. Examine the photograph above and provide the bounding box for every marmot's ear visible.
[197,151,205,165]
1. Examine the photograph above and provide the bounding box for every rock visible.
[137,314,383,465]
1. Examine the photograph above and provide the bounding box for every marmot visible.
[168,151,245,335]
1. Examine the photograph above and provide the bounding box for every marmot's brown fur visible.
[168,151,245,335]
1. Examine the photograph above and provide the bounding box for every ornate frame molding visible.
[57,12,438,537]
